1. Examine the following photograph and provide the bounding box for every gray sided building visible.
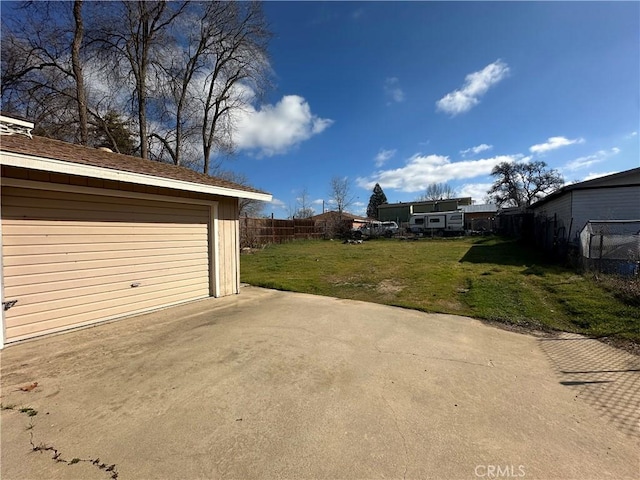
[378,197,472,223]
[528,167,640,255]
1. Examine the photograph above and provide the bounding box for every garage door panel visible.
[4,232,206,246]
[9,276,210,319]
[5,250,208,276]
[2,187,213,343]
[6,266,210,298]
[3,239,208,257]
[5,263,208,292]
[4,257,209,287]
[7,288,210,341]
[2,200,209,223]
[2,189,209,218]
[5,222,207,236]
[7,268,210,302]
[3,186,205,212]
[3,245,209,267]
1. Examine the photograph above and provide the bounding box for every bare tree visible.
[152,1,223,167]
[199,1,271,174]
[71,0,88,144]
[329,176,356,215]
[417,182,456,201]
[93,1,188,159]
[2,1,272,177]
[1,1,90,144]
[1,1,137,150]
[294,187,315,218]
[151,1,271,173]
[488,161,564,207]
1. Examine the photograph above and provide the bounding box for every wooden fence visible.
[240,216,324,247]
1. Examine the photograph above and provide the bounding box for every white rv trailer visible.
[409,210,464,236]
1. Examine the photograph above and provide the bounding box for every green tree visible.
[366,183,388,219]
[90,111,136,155]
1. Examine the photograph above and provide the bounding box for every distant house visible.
[529,168,640,252]
[0,115,271,347]
[310,211,371,232]
[378,197,472,223]
[461,204,498,232]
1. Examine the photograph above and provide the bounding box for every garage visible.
[0,115,271,346]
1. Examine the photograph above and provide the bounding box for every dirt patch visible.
[376,280,404,295]
[327,275,376,290]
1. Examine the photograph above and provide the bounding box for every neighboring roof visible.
[0,131,271,201]
[378,197,473,209]
[310,211,370,222]
[529,167,640,209]
[461,204,498,213]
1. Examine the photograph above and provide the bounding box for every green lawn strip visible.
[240,237,639,343]
[539,273,640,340]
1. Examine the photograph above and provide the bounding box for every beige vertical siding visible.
[216,198,240,296]
[2,186,212,342]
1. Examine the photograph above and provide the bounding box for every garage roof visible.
[529,167,640,209]
[0,120,271,202]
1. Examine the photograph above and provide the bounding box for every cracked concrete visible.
[1,286,638,479]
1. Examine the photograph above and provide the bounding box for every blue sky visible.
[224,1,639,217]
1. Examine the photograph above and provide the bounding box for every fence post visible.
[599,234,604,260]
[271,213,275,244]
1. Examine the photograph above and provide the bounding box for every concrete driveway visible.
[1,286,638,480]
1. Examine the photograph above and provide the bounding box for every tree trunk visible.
[72,0,88,145]
[137,12,149,160]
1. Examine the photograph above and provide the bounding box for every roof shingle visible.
[0,133,268,196]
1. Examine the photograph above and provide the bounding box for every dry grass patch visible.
[376,280,404,295]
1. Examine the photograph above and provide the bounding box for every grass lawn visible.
[240,237,640,344]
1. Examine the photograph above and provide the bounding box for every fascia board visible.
[0,151,272,201]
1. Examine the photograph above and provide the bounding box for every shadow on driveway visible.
[538,333,640,439]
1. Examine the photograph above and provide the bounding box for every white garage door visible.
[2,186,212,343]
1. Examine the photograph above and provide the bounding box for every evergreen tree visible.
[366,183,388,219]
[90,111,136,155]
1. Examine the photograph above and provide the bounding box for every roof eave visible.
[0,150,272,202]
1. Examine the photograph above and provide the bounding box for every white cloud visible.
[564,147,620,171]
[529,136,584,154]
[232,95,333,157]
[356,154,519,193]
[458,182,494,201]
[384,77,405,104]
[460,143,493,157]
[374,148,397,167]
[582,171,617,182]
[436,60,510,116]
[269,198,287,209]
[312,199,325,205]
